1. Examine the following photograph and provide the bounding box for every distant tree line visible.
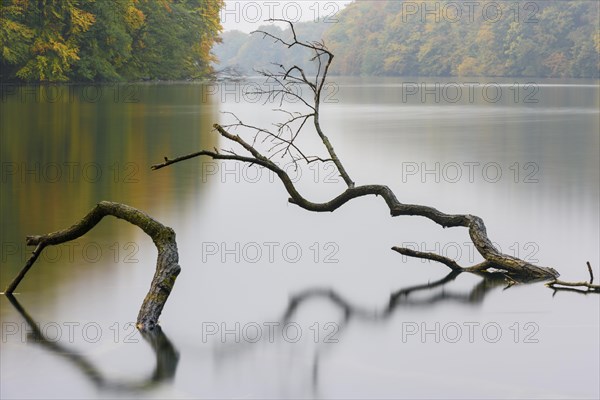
[213,21,331,76]
[0,0,223,82]
[215,0,599,78]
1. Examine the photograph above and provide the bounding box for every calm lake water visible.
[1,77,599,399]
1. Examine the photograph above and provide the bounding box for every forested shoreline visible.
[2,0,598,82]
[215,0,599,79]
[1,0,223,82]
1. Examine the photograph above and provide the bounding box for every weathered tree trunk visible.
[4,201,180,331]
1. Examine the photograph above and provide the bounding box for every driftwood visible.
[3,201,180,331]
[152,19,560,283]
[4,22,596,335]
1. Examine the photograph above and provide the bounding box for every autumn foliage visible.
[0,0,224,82]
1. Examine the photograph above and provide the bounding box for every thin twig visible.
[587,261,594,284]
[545,262,600,293]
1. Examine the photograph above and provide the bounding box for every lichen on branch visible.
[4,201,180,331]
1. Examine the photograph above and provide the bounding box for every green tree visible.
[319,0,599,78]
[74,0,141,81]
[5,0,95,81]
[1,0,224,82]
[0,0,34,80]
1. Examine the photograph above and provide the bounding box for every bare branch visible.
[250,19,352,187]
[392,247,464,271]
[546,280,600,292]
[4,201,181,331]
[546,262,600,293]
[152,21,563,283]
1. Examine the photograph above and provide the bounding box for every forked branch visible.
[152,20,562,283]
[253,19,353,187]
[4,201,180,331]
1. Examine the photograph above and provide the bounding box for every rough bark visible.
[153,124,559,282]
[4,201,180,331]
[151,20,563,282]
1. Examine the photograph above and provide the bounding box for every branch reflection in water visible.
[7,269,592,395]
[209,269,519,394]
[5,294,179,393]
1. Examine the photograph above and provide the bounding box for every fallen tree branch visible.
[151,21,562,283]
[4,201,180,331]
[153,123,558,282]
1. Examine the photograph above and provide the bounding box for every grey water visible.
[1,77,598,399]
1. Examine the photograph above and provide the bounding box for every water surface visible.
[1,78,598,399]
